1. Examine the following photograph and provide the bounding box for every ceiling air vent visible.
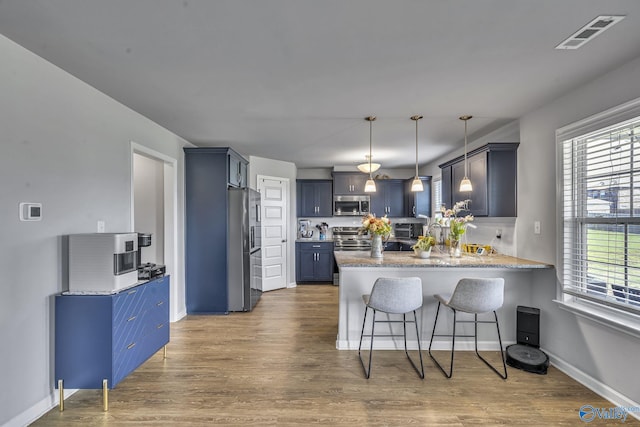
[555,15,625,50]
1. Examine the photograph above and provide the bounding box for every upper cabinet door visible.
[404,176,432,217]
[332,173,368,195]
[228,153,248,188]
[297,180,333,217]
[452,153,487,216]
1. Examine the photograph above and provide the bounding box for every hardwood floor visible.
[34,285,636,426]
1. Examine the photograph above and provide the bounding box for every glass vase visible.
[449,237,461,258]
[371,234,383,258]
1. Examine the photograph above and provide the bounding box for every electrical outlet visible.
[534,221,541,235]
[97,220,106,233]
[496,228,502,239]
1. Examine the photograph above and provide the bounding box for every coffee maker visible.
[136,232,166,280]
[298,219,314,239]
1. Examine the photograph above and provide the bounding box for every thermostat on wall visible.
[19,202,42,221]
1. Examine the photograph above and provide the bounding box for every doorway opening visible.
[131,142,180,320]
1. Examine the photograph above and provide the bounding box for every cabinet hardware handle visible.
[127,343,136,350]
[157,323,164,329]
[157,301,164,306]
[312,245,321,248]
[128,290,137,295]
[127,316,136,322]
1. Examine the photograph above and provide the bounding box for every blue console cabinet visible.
[55,276,170,392]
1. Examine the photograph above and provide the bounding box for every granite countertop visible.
[334,250,553,269]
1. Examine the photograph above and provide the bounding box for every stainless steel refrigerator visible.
[228,187,262,311]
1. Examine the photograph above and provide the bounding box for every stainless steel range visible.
[332,226,371,251]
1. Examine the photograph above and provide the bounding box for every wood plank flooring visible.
[34,285,637,426]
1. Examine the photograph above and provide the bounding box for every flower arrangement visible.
[360,214,392,237]
[412,235,436,251]
[440,200,474,241]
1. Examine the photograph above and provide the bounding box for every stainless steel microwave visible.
[333,195,370,216]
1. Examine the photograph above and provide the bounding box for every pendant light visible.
[459,115,473,192]
[357,155,381,173]
[410,115,424,192]
[364,116,377,193]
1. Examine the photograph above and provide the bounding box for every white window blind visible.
[433,177,442,217]
[562,116,640,314]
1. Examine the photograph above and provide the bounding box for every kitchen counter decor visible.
[360,214,391,258]
[439,200,473,257]
[412,235,436,258]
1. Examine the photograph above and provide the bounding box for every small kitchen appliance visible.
[298,219,314,238]
[136,232,166,280]
[333,195,370,216]
[67,233,139,293]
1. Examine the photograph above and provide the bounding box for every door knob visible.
[282,239,287,243]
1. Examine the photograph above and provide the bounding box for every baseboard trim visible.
[3,388,78,427]
[545,349,640,421]
[336,338,516,351]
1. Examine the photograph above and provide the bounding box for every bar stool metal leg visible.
[403,310,425,379]
[474,311,508,379]
[428,302,456,378]
[358,307,376,379]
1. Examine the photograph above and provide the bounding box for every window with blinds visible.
[433,177,442,218]
[561,116,640,313]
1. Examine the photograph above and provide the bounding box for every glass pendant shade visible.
[364,178,377,192]
[357,156,381,173]
[410,177,424,192]
[459,177,473,192]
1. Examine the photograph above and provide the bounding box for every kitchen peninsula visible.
[334,250,553,350]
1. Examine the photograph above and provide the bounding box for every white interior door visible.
[258,176,288,292]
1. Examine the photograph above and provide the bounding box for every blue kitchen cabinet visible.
[370,179,405,218]
[296,242,334,283]
[55,276,170,392]
[404,176,432,217]
[297,179,333,217]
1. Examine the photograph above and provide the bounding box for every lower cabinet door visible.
[315,251,334,282]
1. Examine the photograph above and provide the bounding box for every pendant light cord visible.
[415,118,419,177]
[369,119,373,180]
[464,118,468,177]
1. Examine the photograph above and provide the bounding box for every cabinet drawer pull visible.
[127,289,137,295]
[127,316,137,322]
[157,323,164,329]
[156,301,164,306]
[312,245,321,248]
[127,342,136,350]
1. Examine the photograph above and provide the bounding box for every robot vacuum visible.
[506,344,549,375]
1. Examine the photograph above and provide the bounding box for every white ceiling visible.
[2,0,640,169]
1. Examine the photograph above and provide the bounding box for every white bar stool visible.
[428,277,508,379]
[358,277,424,379]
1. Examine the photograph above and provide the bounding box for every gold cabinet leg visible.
[58,379,64,412]
[163,345,167,359]
[102,379,108,411]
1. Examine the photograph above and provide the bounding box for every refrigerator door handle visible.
[256,204,261,222]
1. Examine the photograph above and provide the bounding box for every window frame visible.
[557,97,640,327]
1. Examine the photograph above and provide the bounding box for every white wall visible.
[134,153,164,264]
[518,55,640,406]
[0,34,188,426]
[249,156,298,287]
